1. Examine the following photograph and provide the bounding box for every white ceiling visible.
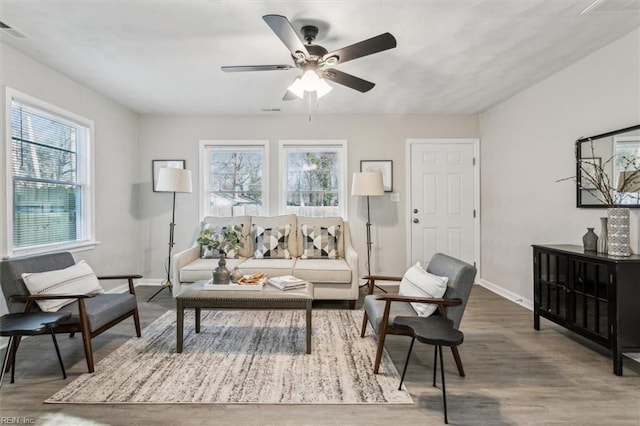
[0,1,639,115]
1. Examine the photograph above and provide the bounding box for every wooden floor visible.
[1,285,638,425]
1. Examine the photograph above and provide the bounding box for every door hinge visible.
[473,157,476,166]
[473,209,476,218]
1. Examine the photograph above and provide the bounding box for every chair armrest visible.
[9,293,96,302]
[375,295,462,320]
[97,274,143,280]
[374,294,462,306]
[98,274,143,295]
[363,275,402,295]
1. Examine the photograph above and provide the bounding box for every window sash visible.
[280,141,346,218]
[201,142,267,217]
[6,89,94,256]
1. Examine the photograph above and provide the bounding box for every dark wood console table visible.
[532,244,640,376]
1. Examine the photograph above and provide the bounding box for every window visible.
[200,141,268,217]
[6,89,94,256]
[280,140,346,217]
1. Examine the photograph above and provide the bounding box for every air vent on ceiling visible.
[0,21,26,38]
[581,0,640,14]
[261,108,281,112]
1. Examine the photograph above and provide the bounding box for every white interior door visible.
[408,140,478,268]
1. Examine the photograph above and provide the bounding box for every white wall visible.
[137,114,479,280]
[0,43,140,313]
[479,29,640,304]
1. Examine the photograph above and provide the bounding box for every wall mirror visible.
[576,124,640,208]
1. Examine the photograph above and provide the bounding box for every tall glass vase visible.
[597,217,608,254]
[607,208,630,257]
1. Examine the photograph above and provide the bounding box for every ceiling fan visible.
[221,14,397,100]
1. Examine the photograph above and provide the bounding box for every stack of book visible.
[268,275,307,290]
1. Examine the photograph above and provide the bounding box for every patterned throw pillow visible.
[253,224,291,259]
[199,224,241,259]
[300,224,341,259]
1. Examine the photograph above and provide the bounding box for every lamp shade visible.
[351,172,384,196]
[156,168,193,193]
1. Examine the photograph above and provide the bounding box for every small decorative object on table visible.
[582,227,598,252]
[597,217,608,254]
[230,267,244,283]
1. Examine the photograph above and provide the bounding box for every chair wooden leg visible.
[133,309,142,337]
[451,346,465,377]
[433,345,438,387]
[360,311,369,337]
[373,329,387,374]
[78,299,95,373]
[3,335,20,374]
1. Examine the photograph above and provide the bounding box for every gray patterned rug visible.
[47,309,413,404]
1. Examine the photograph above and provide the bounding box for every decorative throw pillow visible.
[21,260,104,312]
[300,224,341,259]
[398,262,448,317]
[198,224,241,259]
[253,224,291,259]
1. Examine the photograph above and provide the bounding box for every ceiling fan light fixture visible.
[287,69,333,99]
[287,77,306,99]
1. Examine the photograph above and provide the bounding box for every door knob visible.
[413,208,418,214]
[413,218,419,223]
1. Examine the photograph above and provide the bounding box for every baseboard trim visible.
[477,278,534,311]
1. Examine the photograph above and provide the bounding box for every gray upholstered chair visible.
[0,252,142,373]
[360,253,476,374]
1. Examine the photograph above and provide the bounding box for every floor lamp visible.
[351,172,385,291]
[147,167,193,302]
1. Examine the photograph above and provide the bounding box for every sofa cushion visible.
[251,215,298,257]
[398,262,448,317]
[300,224,341,259]
[201,216,252,258]
[297,217,344,258]
[293,259,351,283]
[253,224,292,259]
[199,224,244,259]
[179,258,246,283]
[237,258,295,277]
[21,260,104,312]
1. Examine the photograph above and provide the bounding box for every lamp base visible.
[147,279,172,302]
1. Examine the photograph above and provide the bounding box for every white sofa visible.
[171,214,359,307]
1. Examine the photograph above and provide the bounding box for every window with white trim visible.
[6,90,94,256]
[200,141,268,217]
[280,140,346,217]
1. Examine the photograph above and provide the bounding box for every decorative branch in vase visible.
[571,138,640,256]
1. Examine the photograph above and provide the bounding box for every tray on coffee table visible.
[202,277,266,291]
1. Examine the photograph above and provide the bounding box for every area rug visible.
[46,309,412,404]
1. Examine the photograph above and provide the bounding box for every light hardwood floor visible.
[0,285,638,425]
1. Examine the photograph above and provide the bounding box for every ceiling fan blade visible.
[323,69,375,93]
[322,32,396,65]
[263,14,309,59]
[221,65,294,72]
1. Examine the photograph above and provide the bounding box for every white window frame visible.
[199,140,269,218]
[278,139,348,218]
[4,87,96,258]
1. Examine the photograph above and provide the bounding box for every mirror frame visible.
[576,124,640,208]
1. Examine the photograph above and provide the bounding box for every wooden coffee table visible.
[176,280,313,354]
